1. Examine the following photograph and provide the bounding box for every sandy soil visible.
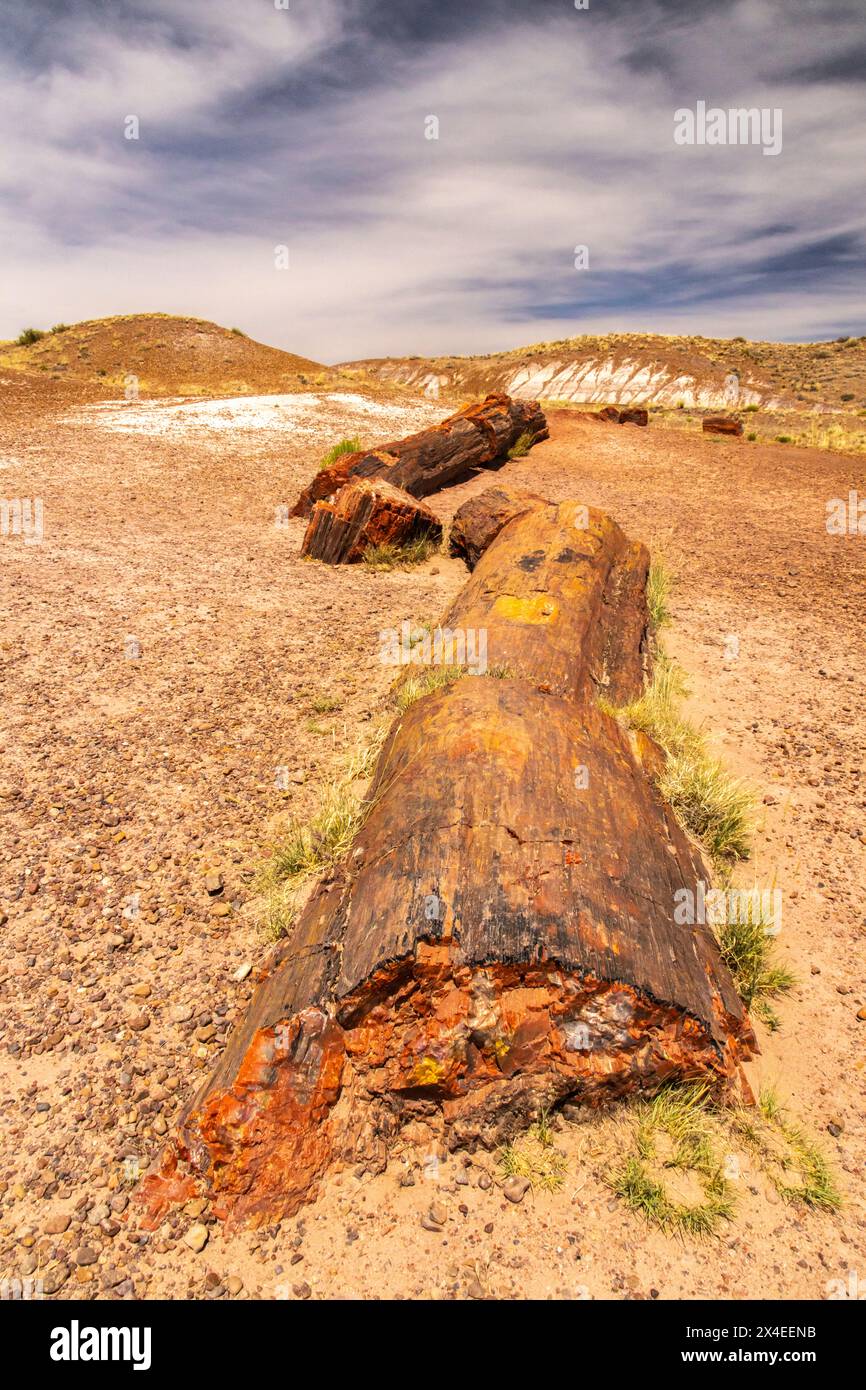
[1,393,864,1302]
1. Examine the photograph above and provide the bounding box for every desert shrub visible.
[15,327,45,346]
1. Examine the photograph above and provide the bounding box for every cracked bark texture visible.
[138,501,755,1230]
[290,392,549,518]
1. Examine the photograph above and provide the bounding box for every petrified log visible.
[291,393,548,518]
[593,406,648,426]
[444,499,652,706]
[703,414,743,437]
[301,478,441,564]
[138,503,754,1231]
[618,407,648,427]
[448,485,547,571]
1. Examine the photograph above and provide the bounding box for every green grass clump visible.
[393,665,464,711]
[506,430,534,459]
[319,436,362,469]
[609,654,754,866]
[50,323,69,335]
[717,893,795,1029]
[362,531,438,569]
[731,1091,840,1211]
[307,693,342,715]
[646,556,672,629]
[611,1085,735,1236]
[16,327,45,346]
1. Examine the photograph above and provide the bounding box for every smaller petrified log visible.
[291,393,548,517]
[618,407,648,427]
[448,485,547,570]
[595,406,648,426]
[703,415,743,437]
[301,478,441,564]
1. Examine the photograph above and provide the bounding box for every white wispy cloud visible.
[0,0,863,358]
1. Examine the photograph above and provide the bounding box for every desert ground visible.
[1,323,864,1301]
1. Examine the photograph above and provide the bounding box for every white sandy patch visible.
[66,393,444,439]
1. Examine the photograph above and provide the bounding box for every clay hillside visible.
[343,331,866,415]
[0,315,332,406]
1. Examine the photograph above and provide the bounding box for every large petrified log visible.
[138,502,754,1230]
[300,478,441,564]
[291,392,548,518]
[448,485,546,571]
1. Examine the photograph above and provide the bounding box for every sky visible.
[1,0,864,362]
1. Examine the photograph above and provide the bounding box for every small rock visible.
[226,1275,243,1296]
[293,1281,311,1299]
[204,873,224,897]
[503,1176,531,1204]
[827,1120,843,1137]
[74,1245,99,1266]
[233,963,252,982]
[127,1012,149,1032]
[44,1213,71,1235]
[184,1223,209,1253]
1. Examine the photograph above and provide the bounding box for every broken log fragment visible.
[448,485,547,571]
[703,414,743,437]
[300,478,441,565]
[291,393,548,518]
[618,406,648,427]
[594,406,648,426]
[138,502,754,1231]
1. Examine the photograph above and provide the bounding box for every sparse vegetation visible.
[362,532,438,570]
[319,436,362,470]
[507,430,535,459]
[393,665,464,712]
[718,891,795,1029]
[254,723,390,938]
[499,1114,569,1192]
[646,556,672,629]
[16,327,45,346]
[731,1091,840,1210]
[611,1085,735,1237]
[605,652,754,866]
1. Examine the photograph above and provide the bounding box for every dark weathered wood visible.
[444,500,651,707]
[703,414,743,436]
[448,485,547,571]
[301,478,441,565]
[594,406,648,426]
[138,502,754,1231]
[291,393,548,518]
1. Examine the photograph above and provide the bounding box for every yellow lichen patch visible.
[408,1055,446,1087]
[492,594,560,625]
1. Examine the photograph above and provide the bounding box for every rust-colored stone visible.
[291,393,548,517]
[301,478,441,564]
[618,407,648,427]
[448,485,547,571]
[137,502,755,1231]
[703,414,744,436]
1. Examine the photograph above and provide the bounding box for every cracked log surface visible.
[300,478,442,565]
[291,392,548,518]
[448,485,547,571]
[138,502,755,1229]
